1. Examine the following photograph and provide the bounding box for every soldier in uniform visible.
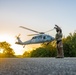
[54,25,64,58]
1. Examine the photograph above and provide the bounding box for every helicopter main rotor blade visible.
[27,34,39,36]
[20,26,40,33]
[45,28,54,33]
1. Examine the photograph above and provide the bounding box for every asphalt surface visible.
[0,58,76,75]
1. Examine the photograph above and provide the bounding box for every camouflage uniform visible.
[55,25,64,58]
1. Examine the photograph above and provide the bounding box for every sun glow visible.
[0,34,13,43]
[0,34,25,55]
[0,49,3,53]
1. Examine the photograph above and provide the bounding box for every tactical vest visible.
[55,32,62,41]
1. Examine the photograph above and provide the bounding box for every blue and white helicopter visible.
[15,26,55,47]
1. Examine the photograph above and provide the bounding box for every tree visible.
[30,47,50,57]
[63,32,76,57]
[0,41,15,57]
[41,41,57,57]
[23,51,31,57]
[30,41,57,57]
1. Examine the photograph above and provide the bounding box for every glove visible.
[55,24,58,27]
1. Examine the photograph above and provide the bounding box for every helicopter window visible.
[32,37,36,39]
[38,35,42,38]
[47,35,50,38]
[43,36,46,39]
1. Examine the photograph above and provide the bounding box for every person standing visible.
[54,25,64,58]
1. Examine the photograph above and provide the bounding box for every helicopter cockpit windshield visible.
[32,36,37,39]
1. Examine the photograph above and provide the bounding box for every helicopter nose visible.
[52,37,55,41]
[51,37,55,41]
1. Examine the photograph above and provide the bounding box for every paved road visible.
[0,58,76,75]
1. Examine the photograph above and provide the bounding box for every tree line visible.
[0,41,15,58]
[0,32,76,58]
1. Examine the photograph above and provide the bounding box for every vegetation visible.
[23,51,31,57]
[0,32,76,58]
[63,32,76,57]
[0,41,15,58]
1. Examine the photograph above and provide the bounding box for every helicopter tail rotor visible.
[15,34,21,38]
[15,33,23,45]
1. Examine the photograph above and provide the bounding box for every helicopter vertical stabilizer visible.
[15,37,23,45]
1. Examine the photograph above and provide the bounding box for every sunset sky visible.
[0,0,76,55]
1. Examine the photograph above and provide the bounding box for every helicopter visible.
[15,26,55,47]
